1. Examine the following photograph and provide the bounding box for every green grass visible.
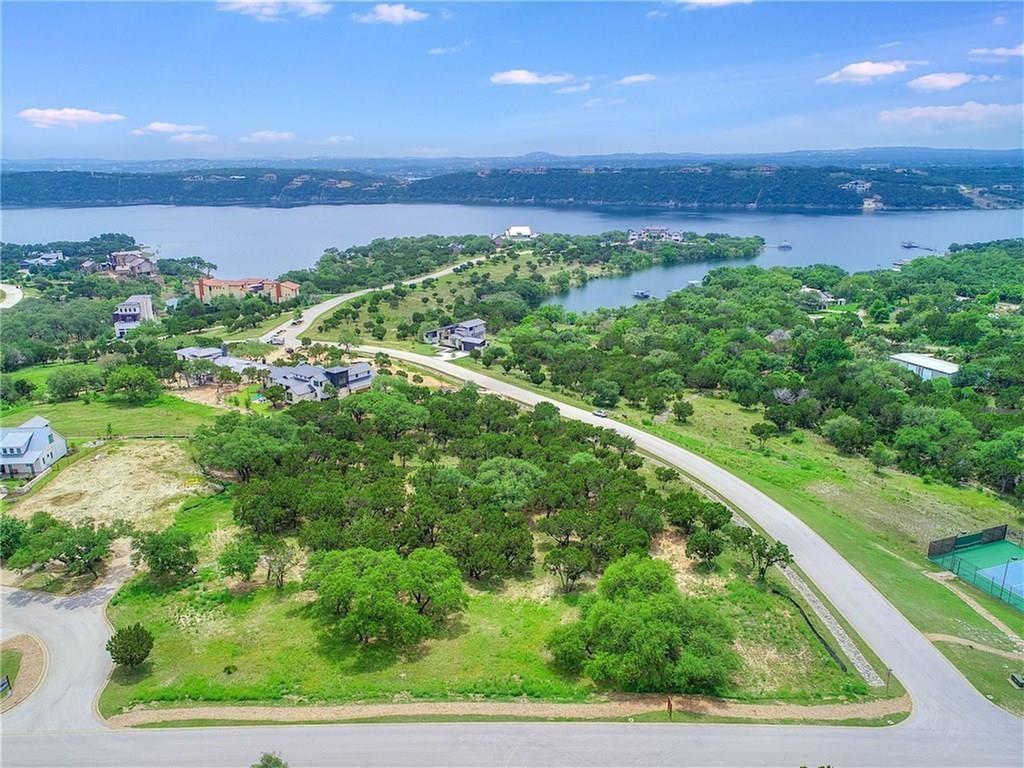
[452,358,1024,706]
[933,642,1024,716]
[220,314,290,342]
[1,649,23,687]
[0,394,218,438]
[6,361,103,398]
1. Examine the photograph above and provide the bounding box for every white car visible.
[592,409,608,418]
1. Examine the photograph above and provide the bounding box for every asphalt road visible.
[3,294,1021,766]
[0,283,25,310]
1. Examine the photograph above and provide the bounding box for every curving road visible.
[0,283,25,310]
[3,291,1022,767]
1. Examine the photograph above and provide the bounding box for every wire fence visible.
[929,551,1024,612]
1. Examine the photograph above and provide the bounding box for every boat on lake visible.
[778,240,793,250]
[633,289,652,299]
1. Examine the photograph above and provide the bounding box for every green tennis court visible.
[930,537,1024,612]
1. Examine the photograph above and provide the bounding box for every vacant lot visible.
[12,440,210,530]
[1,395,218,438]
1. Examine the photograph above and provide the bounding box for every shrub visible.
[106,623,154,667]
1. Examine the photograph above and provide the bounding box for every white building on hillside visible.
[504,225,534,241]
[889,352,960,381]
[113,294,156,339]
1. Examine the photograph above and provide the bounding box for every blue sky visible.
[3,1,1022,159]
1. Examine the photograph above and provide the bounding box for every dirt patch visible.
[651,530,727,596]
[173,384,240,409]
[0,634,47,714]
[107,693,911,728]
[10,441,211,531]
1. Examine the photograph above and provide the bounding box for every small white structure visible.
[423,318,487,351]
[504,225,534,241]
[890,352,960,381]
[113,294,156,339]
[0,416,68,478]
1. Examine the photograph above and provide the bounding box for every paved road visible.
[260,261,466,346]
[0,283,25,309]
[4,304,1021,766]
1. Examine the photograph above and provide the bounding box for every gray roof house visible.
[889,352,960,381]
[423,318,488,351]
[0,416,68,478]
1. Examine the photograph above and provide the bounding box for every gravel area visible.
[0,634,46,714]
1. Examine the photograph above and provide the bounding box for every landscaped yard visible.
[4,361,104,399]
[0,394,218,438]
[1,648,22,687]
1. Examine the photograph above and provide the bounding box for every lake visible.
[3,204,1021,312]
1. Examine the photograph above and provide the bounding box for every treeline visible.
[5,164,1020,210]
[482,239,1024,497]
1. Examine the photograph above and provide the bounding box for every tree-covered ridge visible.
[483,239,1024,497]
[4,164,1020,210]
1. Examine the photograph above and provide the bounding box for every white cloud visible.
[142,121,207,133]
[907,72,1001,91]
[818,60,925,85]
[490,69,573,86]
[646,9,668,19]
[682,0,753,9]
[555,82,592,94]
[325,134,355,143]
[240,130,296,143]
[968,42,1024,60]
[878,41,901,49]
[216,1,331,22]
[583,97,626,108]
[17,107,126,129]
[879,100,1022,125]
[352,3,427,24]
[169,132,218,144]
[993,16,1006,25]
[428,40,470,55]
[614,73,657,86]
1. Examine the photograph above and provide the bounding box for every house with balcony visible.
[0,416,68,478]
[113,294,156,338]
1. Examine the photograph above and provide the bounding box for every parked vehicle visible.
[592,409,608,418]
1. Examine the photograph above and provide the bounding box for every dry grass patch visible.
[11,440,211,531]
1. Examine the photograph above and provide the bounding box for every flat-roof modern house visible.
[423,318,487,351]
[503,225,534,241]
[113,294,156,339]
[193,277,300,305]
[890,352,960,381]
[0,416,68,478]
[176,346,373,403]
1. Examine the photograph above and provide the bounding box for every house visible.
[423,318,488,351]
[193,277,301,305]
[110,250,159,278]
[889,352,960,381]
[503,225,534,241]
[19,251,65,269]
[113,294,156,338]
[839,180,872,194]
[80,259,99,273]
[0,416,68,478]
[176,346,374,403]
[799,286,846,310]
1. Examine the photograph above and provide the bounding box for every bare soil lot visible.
[10,440,211,531]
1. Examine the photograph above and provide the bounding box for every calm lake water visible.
[3,204,1021,312]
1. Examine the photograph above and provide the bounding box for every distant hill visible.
[3,163,1021,211]
[3,147,1021,176]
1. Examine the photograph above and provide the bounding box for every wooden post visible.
[667,696,673,720]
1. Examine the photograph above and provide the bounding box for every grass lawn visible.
[1,649,23,687]
[933,642,1024,716]
[5,361,103,399]
[220,314,291,342]
[453,358,1024,707]
[0,394,218,438]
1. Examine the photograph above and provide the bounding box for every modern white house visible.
[503,225,534,241]
[0,416,68,478]
[423,318,488,351]
[889,352,960,381]
[113,294,156,339]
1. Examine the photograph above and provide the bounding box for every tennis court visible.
[929,531,1024,612]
